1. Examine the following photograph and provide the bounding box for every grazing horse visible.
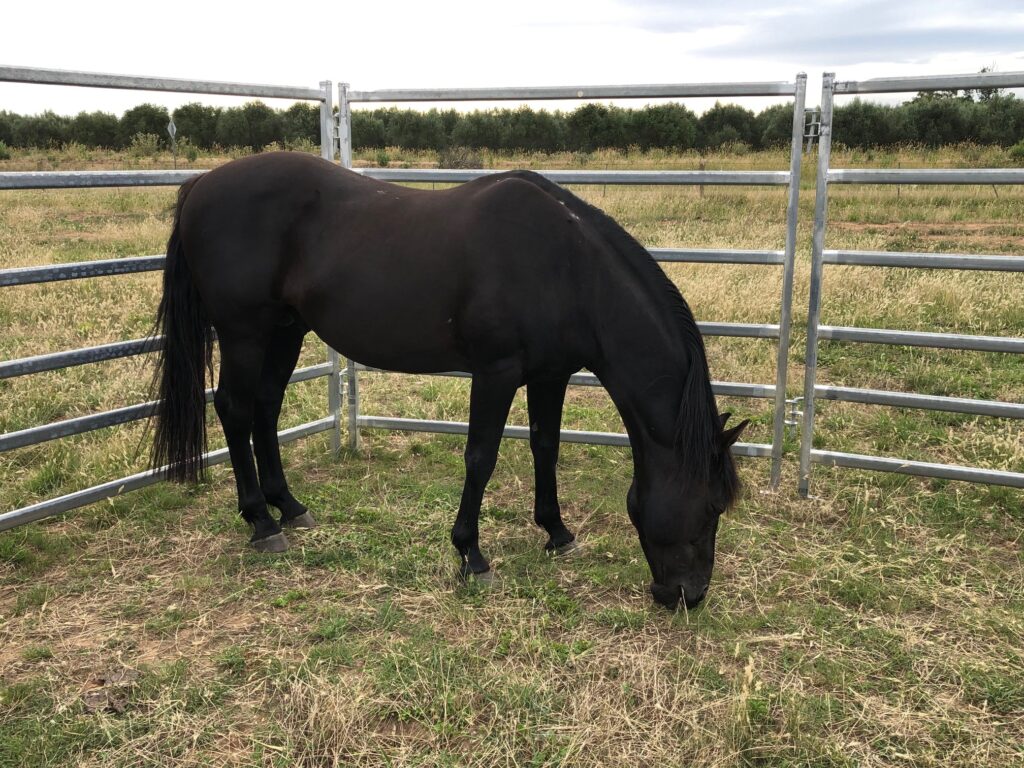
[151,152,747,609]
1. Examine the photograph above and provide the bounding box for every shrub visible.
[438,146,482,169]
[119,104,170,149]
[0,140,9,160]
[281,103,319,146]
[172,103,221,149]
[1009,140,1024,165]
[128,132,160,158]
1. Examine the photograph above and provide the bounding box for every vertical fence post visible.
[319,80,343,455]
[337,82,361,452]
[769,72,807,488]
[798,72,835,497]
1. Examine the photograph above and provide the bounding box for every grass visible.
[0,143,1022,766]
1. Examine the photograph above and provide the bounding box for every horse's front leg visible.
[450,365,520,578]
[527,377,576,553]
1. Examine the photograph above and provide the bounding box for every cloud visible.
[664,0,1024,65]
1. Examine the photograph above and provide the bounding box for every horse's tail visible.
[151,176,213,483]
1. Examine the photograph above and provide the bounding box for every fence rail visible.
[0,67,338,532]
[346,81,797,102]
[338,74,808,487]
[799,70,1024,495]
[0,170,204,190]
[0,255,165,286]
[0,65,323,100]
[357,168,791,186]
[354,364,778,399]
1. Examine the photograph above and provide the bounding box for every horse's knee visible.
[214,388,252,436]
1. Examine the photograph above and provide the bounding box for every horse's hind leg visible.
[451,366,521,578]
[214,335,288,552]
[527,377,576,553]
[252,321,314,528]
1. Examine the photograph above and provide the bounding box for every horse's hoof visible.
[251,532,290,553]
[282,511,317,529]
[547,539,579,556]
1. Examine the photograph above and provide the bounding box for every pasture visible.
[1,143,1022,767]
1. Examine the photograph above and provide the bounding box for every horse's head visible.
[627,413,747,611]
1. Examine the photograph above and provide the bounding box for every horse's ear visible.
[720,412,732,429]
[720,419,750,449]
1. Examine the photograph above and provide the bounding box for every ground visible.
[0,143,1022,767]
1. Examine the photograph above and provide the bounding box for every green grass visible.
[0,144,1022,766]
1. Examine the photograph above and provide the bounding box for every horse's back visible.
[178,153,597,377]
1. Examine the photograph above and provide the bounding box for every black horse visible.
[151,152,747,610]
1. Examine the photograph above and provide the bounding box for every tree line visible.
[2,88,1023,153]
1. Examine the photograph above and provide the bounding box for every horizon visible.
[2,1,1022,118]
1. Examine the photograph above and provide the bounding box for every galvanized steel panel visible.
[347,81,797,103]
[0,65,323,100]
[828,169,1024,185]
[701,322,780,338]
[356,415,772,458]
[810,450,1024,488]
[650,248,785,265]
[0,336,162,379]
[823,250,1024,271]
[0,417,334,532]
[357,168,790,186]
[835,71,1024,95]
[353,364,775,399]
[0,364,331,452]
[814,385,1024,420]
[818,326,1024,354]
[0,256,165,286]
[0,170,204,190]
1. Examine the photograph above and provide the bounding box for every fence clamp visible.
[785,396,804,431]
[338,368,348,405]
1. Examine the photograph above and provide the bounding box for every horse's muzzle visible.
[650,582,708,610]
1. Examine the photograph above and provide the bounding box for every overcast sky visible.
[1,0,1022,116]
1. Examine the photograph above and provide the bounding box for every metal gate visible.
[0,67,343,531]
[336,76,809,487]
[799,70,1024,495]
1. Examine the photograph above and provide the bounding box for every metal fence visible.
[0,67,342,532]
[338,76,809,487]
[798,69,1024,495]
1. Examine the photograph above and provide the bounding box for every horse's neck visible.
[589,278,687,453]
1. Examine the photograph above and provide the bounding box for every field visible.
[0,143,1022,767]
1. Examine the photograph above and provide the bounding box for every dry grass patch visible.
[1,146,1022,766]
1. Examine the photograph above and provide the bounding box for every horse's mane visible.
[507,171,739,502]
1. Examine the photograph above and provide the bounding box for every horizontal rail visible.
[834,71,1024,95]
[650,248,785,266]
[0,416,335,532]
[702,322,780,338]
[817,326,1024,354]
[814,385,1024,420]
[0,247,783,290]
[828,169,1024,185]
[823,250,1024,272]
[356,415,772,458]
[357,168,791,186]
[0,256,165,287]
[0,170,204,190]
[353,364,775,399]
[0,336,162,379]
[810,449,1024,489]
[0,65,323,100]
[1,321,772,386]
[0,363,332,453]
[346,81,798,103]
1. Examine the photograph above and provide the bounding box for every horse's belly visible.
[300,290,469,374]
